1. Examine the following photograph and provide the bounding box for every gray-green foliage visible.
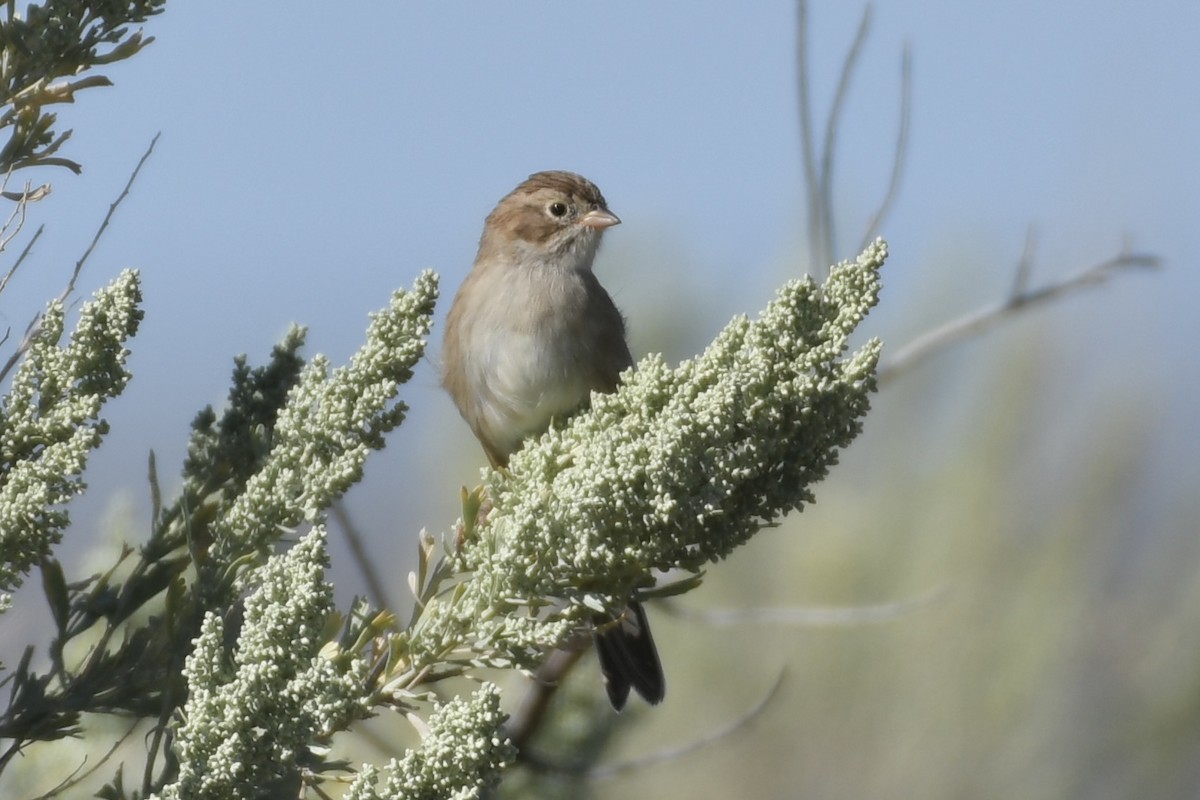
[1,0,163,175]
[211,272,439,568]
[0,0,165,614]
[160,528,372,800]
[0,269,141,609]
[0,272,441,795]
[0,240,884,798]
[346,684,515,800]
[134,239,883,799]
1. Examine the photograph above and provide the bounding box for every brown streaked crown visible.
[483,171,611,247]
[509,170,607,207]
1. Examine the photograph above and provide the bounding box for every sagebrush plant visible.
[0,2,890,796]
[0,239,887,797]
[152,241,883,800]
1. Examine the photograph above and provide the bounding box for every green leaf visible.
[40,558,69,633]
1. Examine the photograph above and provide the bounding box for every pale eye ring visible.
[547,201,569,218]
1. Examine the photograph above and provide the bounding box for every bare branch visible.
[588,669,786,780]
[517,669,787,780]
[659,586,947,627]
[331,500,395,612]
[796,0,821,269]
[505,645,588,755]
[30,719,140,800]
[878,248,1160,385]
[816,4,872,275]
[798,1,910,278]
[0,181,31,261]
[1009,226,1037,299]
[0,297,39,383]
[59,131,160,305]
[0,134,158,384]
[859,42,912,250]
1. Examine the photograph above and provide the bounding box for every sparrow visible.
[442,170,665,709]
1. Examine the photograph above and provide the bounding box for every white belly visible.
[469,324,593,455]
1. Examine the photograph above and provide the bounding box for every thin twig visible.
[859,42,912,250]
[0,134,159,384]
[796,0,821,270]
[0,738,22,773]
[30,719,141,800]
[816,4,872,275]
[0,223,44,299]
[143,637,180,796]
[505,644,589,754]
[0,226,41,381]
[1009,226,1037,299]
[147,450,163,534]
[331,500,394,611]
[659,585,946,627]
[590,669,785,779]
[0,179,30,255]
[878,249,1160,385]
[0,168,46,286]
[58,131,160,305]
[522,669,787,780]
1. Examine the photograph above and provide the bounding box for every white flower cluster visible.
[159,527,371,800]
[346,683,514,800]
[0,269,142,607]
[411,241,886,670]
[211,270,438,566]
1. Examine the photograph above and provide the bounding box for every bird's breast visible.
[463,268,601,451]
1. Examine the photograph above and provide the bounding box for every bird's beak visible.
[579,208,621,229]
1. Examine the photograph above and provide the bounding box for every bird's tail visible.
[594,601,665,710]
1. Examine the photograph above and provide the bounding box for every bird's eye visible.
[548,201,569,218]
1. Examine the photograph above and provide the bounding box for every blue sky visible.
[6,1,1196,601]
